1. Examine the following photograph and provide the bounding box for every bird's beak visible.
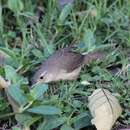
[30,80,44,89]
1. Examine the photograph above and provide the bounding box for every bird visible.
[32,47,104,84]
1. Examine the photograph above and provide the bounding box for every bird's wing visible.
[44,48,84,73]
[60,51,84,72]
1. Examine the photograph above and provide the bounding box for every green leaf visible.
[71,112,92,130]
[27,105,61,115]
[30,83,48,100]
[4,65,17,82]
[7,0,24,13]
[34,24,54,56]
[12,126,21,130]
[38,116,66,130]
[15,113,40,127]
[0,47,17,59]
[7,85,28,106]
[72,100,82,108]
[58,3,73,25]
[0,47,20,67]
[31,49,44,59]
[43,44,54,58]
[4,65,28,85]
[83,29,96,52]
[61,125,74,130]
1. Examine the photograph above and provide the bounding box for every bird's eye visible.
[39,71,47,80]
[40,76,44,79]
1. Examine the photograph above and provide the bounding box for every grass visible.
[0,0,130,130]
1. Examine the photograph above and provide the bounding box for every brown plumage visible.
[32,47,104,84]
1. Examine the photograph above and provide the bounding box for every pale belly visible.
[55,67,81,80]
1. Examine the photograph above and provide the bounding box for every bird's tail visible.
[83,51,105,64]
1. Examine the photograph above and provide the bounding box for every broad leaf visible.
[38,116,66,130]
[31,49,44,59]
[72,112,92,130]
[12,126,21,130]
[43,44,54,58]
[4,65,18,82]
[15,113,40,127]
[30,83,48,100]
[88,89,122,130]
[0,47,17,59]
[0,47,19,67]
[4,65,28,85]
[83,29,96,52]
[61,125,74,130]
[8,0,24,13]
[27,105,61,115]
[7,85,28,106]
[58,3,73,25]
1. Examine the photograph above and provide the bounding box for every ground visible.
[0,0,130,130]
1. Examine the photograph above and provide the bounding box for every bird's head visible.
[32,68,54,84]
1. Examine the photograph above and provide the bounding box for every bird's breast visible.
[55,67,81,80]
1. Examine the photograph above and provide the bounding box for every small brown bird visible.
[32,47,104,84]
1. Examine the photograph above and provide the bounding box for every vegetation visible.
[0,0,130,129]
